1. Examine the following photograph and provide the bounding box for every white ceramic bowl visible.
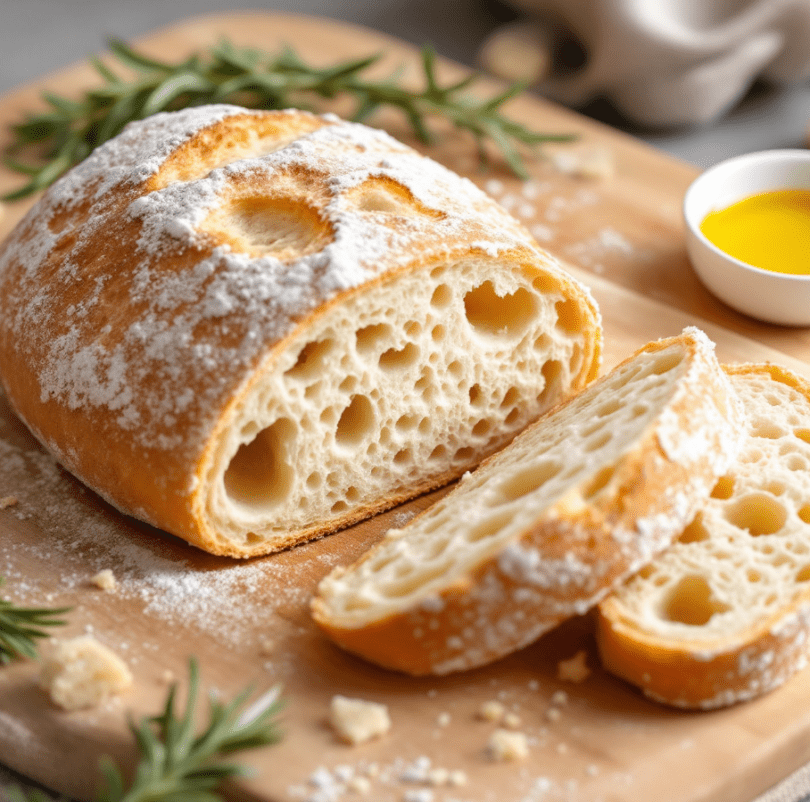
[683,149,810,326]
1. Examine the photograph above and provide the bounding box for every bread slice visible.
[597,363,810,709]
[311,328,743,675]
[0,105,601,557]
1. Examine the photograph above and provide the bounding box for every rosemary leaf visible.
[3,38,575,201]
[0,578,71,663]
[95,658,282,802]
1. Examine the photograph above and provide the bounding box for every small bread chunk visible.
[40,635,132,710]
[329,695,391,744]
[488,728,529,761]
[598,363,810,709]
[312,328,742,675]
[0,105,601,558]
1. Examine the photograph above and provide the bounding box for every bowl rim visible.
[683,148,810,284]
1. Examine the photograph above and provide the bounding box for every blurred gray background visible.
[1,0,809,167]
[0,0,809,800]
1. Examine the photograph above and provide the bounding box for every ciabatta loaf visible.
[311,328,742,675]
[0,106,602,557]
[598,363,810,709]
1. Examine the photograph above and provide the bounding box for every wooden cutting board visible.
[2,12,810,802]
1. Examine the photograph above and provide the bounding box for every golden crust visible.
[597,363,810,709]
[0,105,601,557]
[311,329,742,675]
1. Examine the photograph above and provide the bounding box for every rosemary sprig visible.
[0,579,71,663]
[95,658,283,802]
[3,37,574,200]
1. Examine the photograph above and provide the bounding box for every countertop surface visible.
[1,2,809,801]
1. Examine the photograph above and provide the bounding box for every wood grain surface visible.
[1,12,809,802]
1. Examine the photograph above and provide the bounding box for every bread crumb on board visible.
[488,728,530,761]
[0,495,18,509]
[39,635,132,710]
[329,695,391,745]
[557,649,592,683]
[90,568,117,591]
[476,699,506,722]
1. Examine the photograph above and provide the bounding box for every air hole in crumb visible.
[424,538,450,560]
[465,511,514,542]
[339,376,357,393]
[306,472,322,490]
[505,408,520,425]
[746,569,762,583]
[356,323,393,354]
[532,273,558,294]
[797,566,810,582]
[432,324,446,341]
[320,406,338,426]
[725,494,787,536]
[649,349,684,375]
[595,398,621,418]
[394,449,412,465]
[331,500,348,514]
[710,476,735,500]
[795,429,810,444]
[498,461,562,502]
[630,404,648,420]
[662,576,729,625]
[788,455,808,471]
[752,421,783,439]
[581,419,606,438]
[447,360,463,377]
[582,465,615,499]
[405,320,421,337]
[396,414,419,431]
[538,360,563,406]
[464,282,537,338]
[379,342,419,371]
[385,561,454,597]
[431,284,452,307]
[554,297,583,335]
[799,506,810,524]
[569,343,582,374]
[678,515,709,544]
[610,366,640,391]
[501,387,519,408]
[429,445,447,461]
[455,446,475,462]
[469,384,485,407]
[418,418,431,435]
[346,486,360,502]
[583,430,612,453]
[534,333,551,351]
[286,339,336,379]
[224,418,296,509]
[765,482,785,496]
[473,420,491,437]
[336,395,375,446]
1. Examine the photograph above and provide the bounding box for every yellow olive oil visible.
[700,189,810,275]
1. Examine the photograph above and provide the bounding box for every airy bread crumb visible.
[39,635,132,710]
[488,728,529,761]
[329,695,391,745]
[90,568,117,591]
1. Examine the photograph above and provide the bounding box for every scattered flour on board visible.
[0,430,339,646]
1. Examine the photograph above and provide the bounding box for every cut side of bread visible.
[0,105,602,557]
[311,328,742,675]
[598,363,810,709]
